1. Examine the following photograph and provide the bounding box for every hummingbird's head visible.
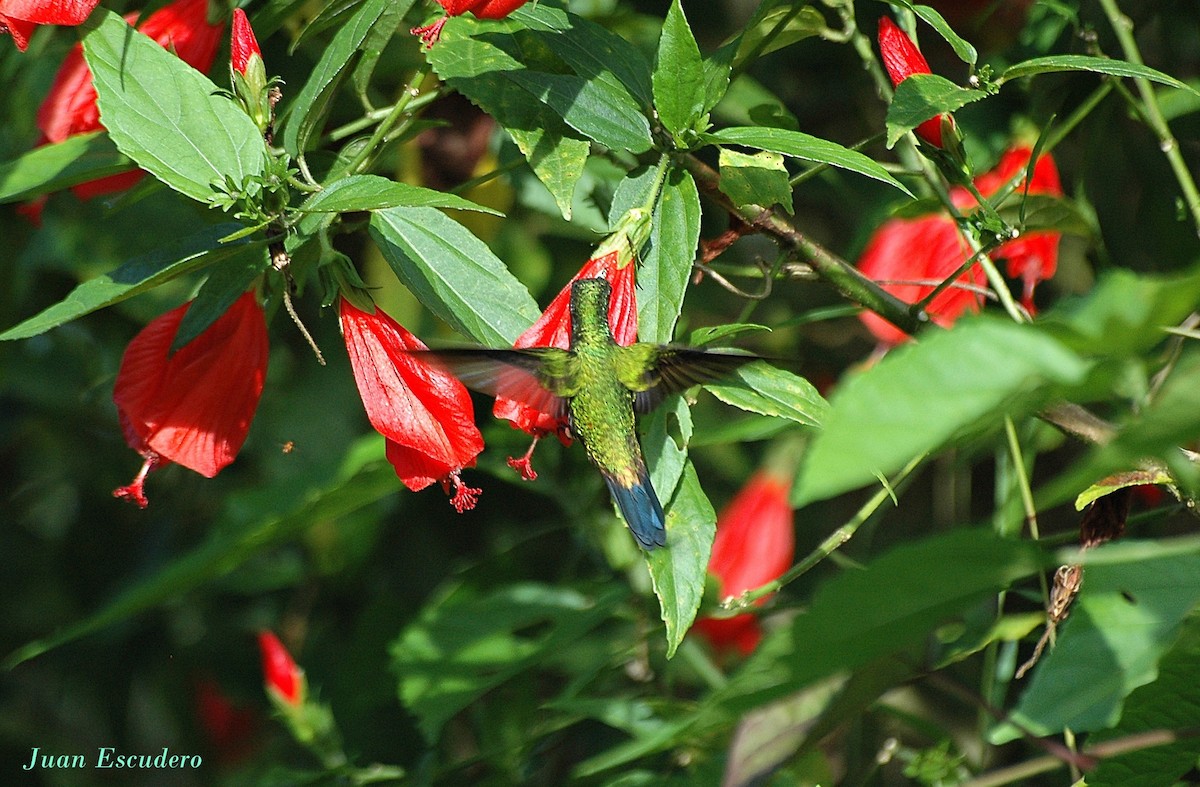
[568,278,614,342]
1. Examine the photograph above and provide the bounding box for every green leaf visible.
[1085,619,1200,787]
[705,361,828,428]
[718,148,794,214]
[997,541,1200,739]
[351,0,416,101]
[0,132,133,203]
[3,454,399,669]
[885,74,987,148]
[575,529,1046,775]
[732,4,826,67]
[996,194,1094,238]
[638,167,700,343]
[82,10,266,204]
[1001,55,1200,96]
[1040,267,1200,358]
[369,207,541,345]
[708,126,911,195]
[646,462,717,658]
[795,318,1091,506]
[298,174,501,215]
[687,323,771,346]
[713,74,800,131]
[653,0,707,137]
[392,582,626,742]
[504,70,653,154]
[644,396,694,509]
[1038,350,1200,509]
[884,1,978,65]
[428,16,589,219]
[171,245,269,352]
[281,0,391,156]
[1075,469,1173,511]
[510,3,654,107]
[0,224,247,341]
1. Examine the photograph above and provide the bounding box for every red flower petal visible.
[0,0,98,26]
[493,251,637,441]
[0,15,37,50]
[113,291,269,479]
[694,472,794,656]
[339,297,484,493]
[435,0,526,17]
[857,214,984,345]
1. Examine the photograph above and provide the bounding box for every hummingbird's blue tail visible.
[604,472,667,550]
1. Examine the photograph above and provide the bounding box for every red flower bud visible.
[1,0,101,51]
[230,8,261,77]
[494,251,637,443]
[256,631,303,706]
[31,0,224,208]
[112,291,268,507]
[693,472,795,656]
[878,16,950,148]
[339,297,485,509]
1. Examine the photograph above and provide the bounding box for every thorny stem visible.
[345,62,434,176]
[1097,0,1200,235]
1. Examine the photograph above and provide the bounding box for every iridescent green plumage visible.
[419,278,756,549]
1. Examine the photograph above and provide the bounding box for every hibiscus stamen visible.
[410,17,447,48]
[506,436,541,481]
[113,452,164,509]
[443,472,482,512]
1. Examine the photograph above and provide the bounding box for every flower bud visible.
[257,631,304,707]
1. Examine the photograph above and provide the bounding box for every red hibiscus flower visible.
[339,296,485,511]
[411,0,528,47]
[112,291,269,507]
[857,213,984,346]
[33,0,225,205]
[968,146,1063,309]
[0,0,101,51]
[858,145,1063,343]
[494,251,636,479]
[256,631,304,707]
[878,16,952,148]
[693,471,795,656]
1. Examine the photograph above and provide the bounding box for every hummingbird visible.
[413,277,758,550]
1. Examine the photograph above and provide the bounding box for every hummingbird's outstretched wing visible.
[411,348,578,421]
[616,345,760,413]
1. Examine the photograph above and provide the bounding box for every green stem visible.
[1097,0,1200,235]
[345,62,434,176]
[727,456,922,610]
[322,90,441,145]
[682,154,927,335]
[677,639,728,690]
